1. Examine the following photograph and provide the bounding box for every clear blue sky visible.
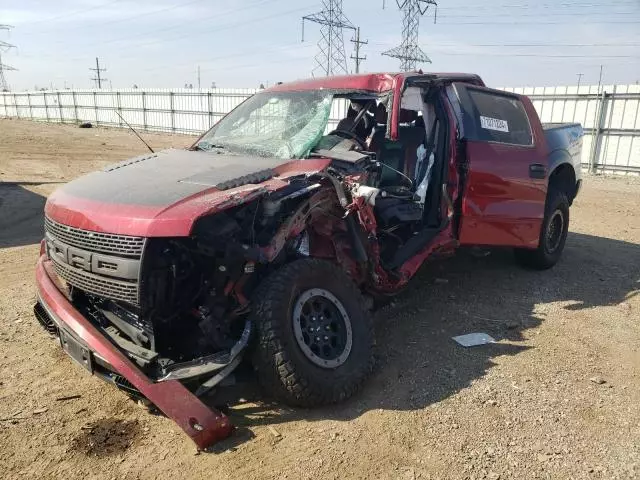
[1,0,639,90]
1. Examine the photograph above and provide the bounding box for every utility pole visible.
[197,65,201,90]
[89,57,108,89]
[576,73,584,90]
[302,1,358,76]
[350,27,368,73]
[0,24,17,92]
[382,0,438,71]
[597,65,604,94]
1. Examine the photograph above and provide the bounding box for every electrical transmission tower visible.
[89,57,108,89]
[382,0,438,72]
[0,24,17,92]
[302,0,356,76]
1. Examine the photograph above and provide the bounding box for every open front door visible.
[452,83,549,248]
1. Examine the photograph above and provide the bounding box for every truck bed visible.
[542,122,583,167]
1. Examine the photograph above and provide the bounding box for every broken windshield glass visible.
[196,91,334,159]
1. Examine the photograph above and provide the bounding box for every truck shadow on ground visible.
[208,231,639,447]
[0,182,54,249]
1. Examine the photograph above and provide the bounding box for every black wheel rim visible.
[546,210,565,254]
[292,289,353,369]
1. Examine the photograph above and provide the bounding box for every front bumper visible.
[35,254,233,449]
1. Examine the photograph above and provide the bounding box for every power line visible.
[436,11,639,17]
[17,0,127,27]
[302,0,357,76]
[376,50,640,58]
[19,1,312,60]
[350,27,368,73]
[431,20,639,24]
[431,1,639,10]
[22,0,212,34]
[369,41,640,48]
[89,57,108,89]
[383,0,438,71]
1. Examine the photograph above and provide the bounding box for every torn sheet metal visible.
[452,333,496,347]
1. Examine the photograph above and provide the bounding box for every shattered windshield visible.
[196,90,334,159]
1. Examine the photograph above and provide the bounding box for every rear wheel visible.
[251,259,374,407]
[515,190,570,270]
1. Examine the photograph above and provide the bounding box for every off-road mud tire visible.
[514,190,570,270]
[251,259,375,407]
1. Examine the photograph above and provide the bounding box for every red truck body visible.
[34,72,583,449]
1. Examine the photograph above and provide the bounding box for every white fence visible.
[1,84,639,174]
[502,84,640,175]
[0,88,256,135]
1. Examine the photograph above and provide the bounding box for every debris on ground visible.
[590,376,606,385]
[452,333,496,347]
[0,410,24,422]
[78,122,93,128]
[55,395,82,402]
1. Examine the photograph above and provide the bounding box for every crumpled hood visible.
[45,149,331,237]
[55,149,288,206]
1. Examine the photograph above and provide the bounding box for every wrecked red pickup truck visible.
[34,72,583,448]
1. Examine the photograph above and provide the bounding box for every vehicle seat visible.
[397,111,426,180]
[377,142,406,188]
[374,197,423,228]
[365,104,406,188]
[367,103,388,153]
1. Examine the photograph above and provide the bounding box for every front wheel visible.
[514,190,570,270]
[251,259,375,407]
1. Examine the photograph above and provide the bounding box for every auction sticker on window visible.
[480,116,509,132]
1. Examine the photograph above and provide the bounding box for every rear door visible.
[451,84,549,248]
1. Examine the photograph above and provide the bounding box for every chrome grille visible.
[44,217,144,257]
[51,257,139,305]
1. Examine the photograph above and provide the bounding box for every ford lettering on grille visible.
[44,217,145,257]
[44,218,142,305]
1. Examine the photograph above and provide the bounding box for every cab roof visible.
[266,72,485,93]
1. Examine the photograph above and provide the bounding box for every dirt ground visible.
[1,118,639,480]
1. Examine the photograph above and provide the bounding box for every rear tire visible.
[515,190,570,270]
[251,259,374,407]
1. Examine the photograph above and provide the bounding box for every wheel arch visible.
[548,153,578,205]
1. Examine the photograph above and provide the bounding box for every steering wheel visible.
[328,129,367,150]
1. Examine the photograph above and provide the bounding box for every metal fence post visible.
[13,93,19,118]
[43,92,50,122]
[27,93,33,119]
[589,91,608,174]
[207,91,213,128]
[599,86,618,172]
[142,91,147,130]
[170,91,175,132]
[93,91,99,125]
[116,91,122,127]
[57,91,63,123]
[72,91,79,123]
